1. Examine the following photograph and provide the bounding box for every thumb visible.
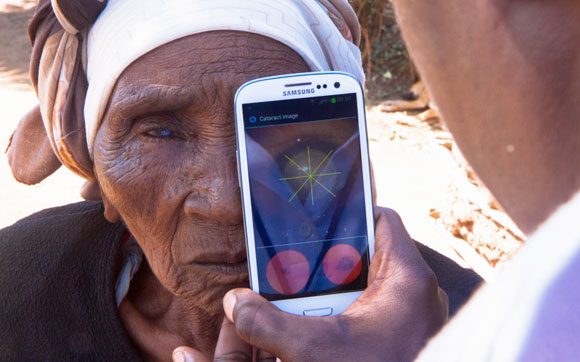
[223,288,290,349]
[172,346,208,362]
[224,288,334,360]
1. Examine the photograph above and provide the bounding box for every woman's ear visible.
[80,179,102,201]
[98,183,121,223]
[102,194,121,223]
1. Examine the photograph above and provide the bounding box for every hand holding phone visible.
[235,72,376,315]
[172,207,449,362]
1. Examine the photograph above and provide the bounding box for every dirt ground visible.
[0,1,525,281]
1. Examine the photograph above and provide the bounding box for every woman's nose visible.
[183,167,243,225]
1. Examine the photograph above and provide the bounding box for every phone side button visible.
[302,307,333,317]
[235,150,241,188]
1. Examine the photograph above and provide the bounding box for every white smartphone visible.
[234,72,375,316]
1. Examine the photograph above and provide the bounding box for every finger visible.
[214,316,253,361]
[368,207,417,283]
[373,206,413,254]
[224,288,288,348]
[438,287,450,321]
[255,348,277,362]
[369,160,378,206]
[173,346,209,362]
[224,288,335,360]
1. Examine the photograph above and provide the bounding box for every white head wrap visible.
[85,0,365,155]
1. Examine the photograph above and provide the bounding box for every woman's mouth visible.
[187,251,249,282]
[189,259,248,276]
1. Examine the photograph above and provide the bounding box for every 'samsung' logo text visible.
[283,88,316,97]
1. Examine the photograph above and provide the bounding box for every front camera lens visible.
[334,82,341,88]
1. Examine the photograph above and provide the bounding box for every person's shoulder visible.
[0,200,124,268]
[0,201,132,360]
[0,201,113,242]
[4,200,106,227]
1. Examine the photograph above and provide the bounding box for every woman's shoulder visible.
[4,201,106,227]
[0,201,125,279]
[0,201,120,258]
[0,201,121,251]
[0,201,138,360]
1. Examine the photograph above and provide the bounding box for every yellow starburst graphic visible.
[279,146,341,205]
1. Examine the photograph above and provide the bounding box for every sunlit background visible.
[0,0,525,282]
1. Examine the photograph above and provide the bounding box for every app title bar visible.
[242,93,357,129]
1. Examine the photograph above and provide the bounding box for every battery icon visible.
[331,98,336,104]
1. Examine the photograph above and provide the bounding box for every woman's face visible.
[93,31,309,312]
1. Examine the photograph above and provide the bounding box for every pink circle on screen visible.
[323,244,362,285]
[266,250,310,295]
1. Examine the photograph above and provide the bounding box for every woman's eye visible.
[144,127,179,139]
[134,114,187,140]
[147,128,171,138]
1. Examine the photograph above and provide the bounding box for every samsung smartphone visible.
[234,72,375,316]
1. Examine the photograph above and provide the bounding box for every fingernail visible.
[172,350,185,362]
[223,290,237,323]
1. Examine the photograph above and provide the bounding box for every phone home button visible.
[302,307,333,317]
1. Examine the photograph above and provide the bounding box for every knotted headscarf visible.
[7,0,365,185]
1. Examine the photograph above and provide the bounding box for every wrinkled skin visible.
[93,31,310,360]
[208,207,448,362]
[93,30,449,362]
[174,1,580,362]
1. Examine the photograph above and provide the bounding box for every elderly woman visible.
[1,0,481,361]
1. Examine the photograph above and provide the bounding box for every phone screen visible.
[242,93,370,301]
